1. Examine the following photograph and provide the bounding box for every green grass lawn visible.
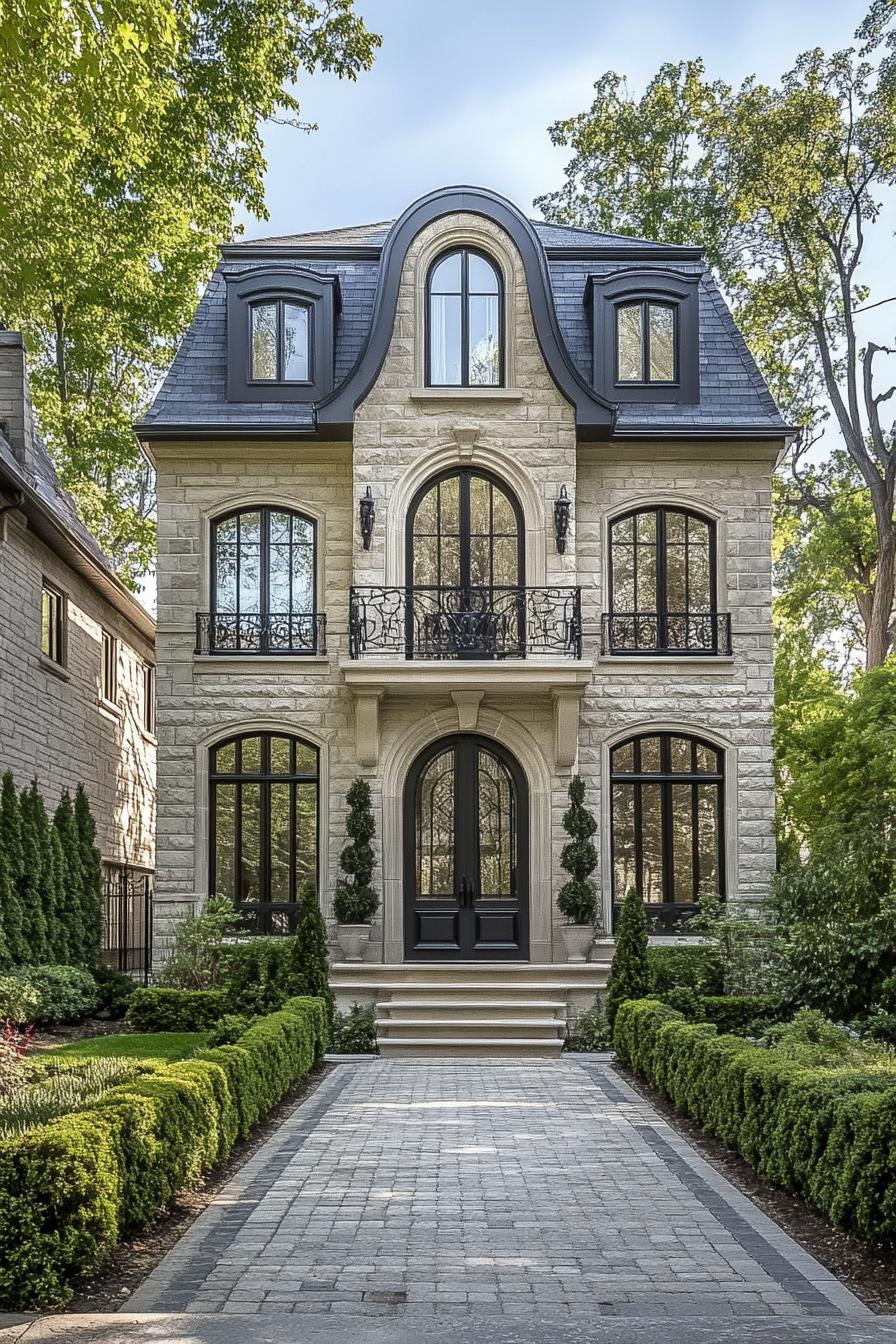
[49,1031,211,1062]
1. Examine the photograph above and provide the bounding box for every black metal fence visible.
[102,866,153,981]
[349,585,583,660]
[195,611,327,656]
[601,611,732,656]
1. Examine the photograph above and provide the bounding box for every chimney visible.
[0,331,37,471]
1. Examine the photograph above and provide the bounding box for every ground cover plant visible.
[47,1032,211,1063]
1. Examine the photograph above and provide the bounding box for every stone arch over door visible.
[380,706,555,964]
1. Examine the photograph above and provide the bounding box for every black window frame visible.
[615,299,678,386]
[41,579,67,666]
[225,266,339,403]
[101,628,118,704]
[585,269,700,404]
[248,297,313,387]
[209,505,319,656]
[142,662,156,735]
[208,731,320,936]
[608,506,719,655]
[610,731,725,934]
[425,247,505,389]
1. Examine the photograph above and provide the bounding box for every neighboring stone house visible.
[139,187,789,1053]
[0,331,156,972]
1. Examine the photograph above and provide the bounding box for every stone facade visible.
[150,203,779,969]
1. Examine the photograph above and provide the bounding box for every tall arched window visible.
[210,506,318,654]
[427,248,502,387]
[611,732,724,931]
[608,506,724,654]
[209,732,318,934]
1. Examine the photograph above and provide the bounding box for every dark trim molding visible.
[220,244,383,261]
[135,422,317,439]
[546,245,704,261]
[315,186,616,440]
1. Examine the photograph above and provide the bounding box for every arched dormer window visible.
[605,506,730,655]
[205,506,321,655]
[427,248,503,387]
[586,269,700,404]
[250,299,310,383]
[225,266,339,402]
[616,300,676,384]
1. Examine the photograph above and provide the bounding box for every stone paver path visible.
[128,1057,867,1324]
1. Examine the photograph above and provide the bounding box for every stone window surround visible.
[599,719,739,928]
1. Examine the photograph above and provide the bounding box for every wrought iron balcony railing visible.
[349,585,582,660]
[601,611,732,656]
[195,611,327,656]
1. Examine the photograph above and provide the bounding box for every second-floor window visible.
[427,248,502,387]
[616,300,676,384]
[608,507,724,654]
[101,630,118,703]
[210,506,317,654]
[41,580,66,665]
[142,663,155,735]
[250,300,310,384]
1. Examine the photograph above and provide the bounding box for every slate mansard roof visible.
[139,187,788,442]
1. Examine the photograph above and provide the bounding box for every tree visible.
[45,812,68,965]
[0,772,26,963]
[74,785,103,966]
[0,0,379,585]
[332,779,379,924]
[606,888,650,1028]
[293,878,333,1033]
[18,782,48,963]
[53,790,85,963]
[557,776,599,925]
[536,17,896,667]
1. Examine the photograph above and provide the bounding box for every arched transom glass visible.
[210,732,318,934]
[427,248,502,387]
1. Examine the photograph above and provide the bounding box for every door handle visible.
[458,876,473,906]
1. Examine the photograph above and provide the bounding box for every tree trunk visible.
[867,530,896,669]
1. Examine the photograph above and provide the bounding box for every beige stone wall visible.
[0,515,155,870]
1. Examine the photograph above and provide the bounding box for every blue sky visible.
[239,0,870,241]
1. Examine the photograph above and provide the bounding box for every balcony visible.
[195,611,327,656]
[601,612,732,657]
[348,585,582,661]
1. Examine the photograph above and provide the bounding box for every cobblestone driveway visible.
[128,1057,866,1323]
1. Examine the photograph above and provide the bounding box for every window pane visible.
[295,743,317,775]
[478,751,514,897]
[670,736,693,772]
[270,782,292,902]
[241,736,261,772]
[468,253,499,294]
[491,537,518,588]
[492,487,516,535]
[636,542,657,612]
[215,741,236,773]
[430,251,462,293]
[469,475,490,535]
[697,782,721,894]
[295,782,317,887]
[649,303,675,382]
[468,294,499,385]
[417,749,454,898]
[612,782,636,898]
[283,304,309,381]
[269,542,291,611]
[251,304,277,380]
[270,736,291,774]
[239,783,261,901]
[639,736,661,772]
[696,743,720,774]
[429,293,462,384]
[636,511,657,544]
[641,782,664,902]
[666,543,688,611]
[215,544,238,612]
[469,534,490,588]
[612,741,635,773]
[612,540,635,610]
[41,588,52,656]
[617,304,643,381]
[237,512,261,612]
[291,539,314,612]
[214,784,236,900]
[671,783,694,901]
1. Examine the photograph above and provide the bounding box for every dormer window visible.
[226,266,339,403]
[616,301,676,385]
[586,269,700,404]
[250,301,310,383]
[427,248,503,387]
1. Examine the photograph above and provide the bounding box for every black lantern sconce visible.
[359,486,375,551]
[553,484,571,554]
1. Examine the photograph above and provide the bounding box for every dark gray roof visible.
[142,198,787,438]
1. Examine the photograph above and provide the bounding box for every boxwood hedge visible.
[126,987,227,1032]
[614,998,896,1244]
[0,995,328,1309]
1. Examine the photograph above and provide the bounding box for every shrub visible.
[647,944,724,996]
[52,791,87,965]
[0,995,328,1308]
[293,880,334,1027]
[330,1002,377,1054]
[614,998,896,1243]
[0,771,26,964]
[0,1058,144,1138]
[220,938,298,1016]
[606,888,649,1028]
[0,974,40,1026]
[1,966,99,1027]
[332,779,379,923]
[91,966,137,1019]
[160,898,241,990]
[556,776,598,926]
[698,994,784,1035]
[126,987,226,1033]
[565,995,612,1052]
[0,1039,26,1098]
[207,1014,254,1047]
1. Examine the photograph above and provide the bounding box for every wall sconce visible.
[553,485,571,554]
[359,486,375,551]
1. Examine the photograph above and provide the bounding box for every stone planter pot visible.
[560,924,593,963]
[336,923,372,963]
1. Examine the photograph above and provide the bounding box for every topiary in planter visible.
[556,775,598,925]
[606,886,650,1028]
[332,780,379,924]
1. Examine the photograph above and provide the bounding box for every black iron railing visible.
[195,611,327,656]
[102,866,153,982]
[612,901,700,936]
[601,612,732,656]
[233,902,301,936]
[349,586,582,660]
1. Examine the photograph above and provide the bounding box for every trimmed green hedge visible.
[614,998,896,1243]
[647,944,724,995]
[698,994,783,1033]
[126,987,227,1032]
[0,995,328,1308]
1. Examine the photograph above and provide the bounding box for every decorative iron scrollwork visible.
[195,611,327,655]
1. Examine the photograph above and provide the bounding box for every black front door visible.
[403,735,529,960]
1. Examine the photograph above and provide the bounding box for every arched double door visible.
[403,735,529,960]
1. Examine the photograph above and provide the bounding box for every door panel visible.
[404,735,529,960]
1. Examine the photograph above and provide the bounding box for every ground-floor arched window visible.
[209,732,318,933]
[611,732,724,932]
